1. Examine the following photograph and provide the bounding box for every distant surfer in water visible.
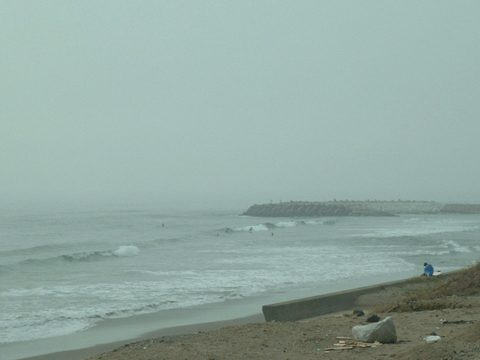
[422,262,434,276]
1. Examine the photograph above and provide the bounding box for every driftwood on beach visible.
[242,200,480,217]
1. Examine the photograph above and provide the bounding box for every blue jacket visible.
[424,263,434,276]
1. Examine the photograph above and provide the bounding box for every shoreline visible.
[18,313,265,360]
[14,271,430,360]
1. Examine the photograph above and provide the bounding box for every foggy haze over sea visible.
[2,5,480,358]
[1,1,479,209]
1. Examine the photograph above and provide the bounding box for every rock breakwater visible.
[241,201,480,217]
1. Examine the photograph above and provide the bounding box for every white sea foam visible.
[275,221,297,228]
[0,313,96,344]
[233,224,270,232]
[113,245,140,257]
[358,225,476,238]
[404,217,422,222]
[230,219,333,233]
[442,240,472,253]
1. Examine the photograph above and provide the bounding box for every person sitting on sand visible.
[422,262,434,276]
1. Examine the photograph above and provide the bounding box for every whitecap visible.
[234,224,270,232]
[113,245,140,257]
[442,240,471,253]
[274,221,297,228]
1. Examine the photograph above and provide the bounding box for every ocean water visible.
[1,203,480,357]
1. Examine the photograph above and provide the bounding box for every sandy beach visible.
[20,266,480,360]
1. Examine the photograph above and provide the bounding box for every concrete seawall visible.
[262,273,457,322]
[262,282,392,322]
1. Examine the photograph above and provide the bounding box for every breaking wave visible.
[442,240,472,253]
[223,218,336,233]
[1,245,141,272]
[60,245,140,261]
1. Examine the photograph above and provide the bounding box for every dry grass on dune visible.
[430,263,480,297]
[374,262,480,313]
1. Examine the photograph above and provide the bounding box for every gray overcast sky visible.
[1,1,479,208]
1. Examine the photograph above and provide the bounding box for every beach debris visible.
[386,304,400,312]
[353,309,365,317]
[324,339,381,351]
[352,316,397,343]
[424,334,442,343]
[367,314,381,323]
[440,319,474,325]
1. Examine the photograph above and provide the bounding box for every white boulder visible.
[352,316,397,343]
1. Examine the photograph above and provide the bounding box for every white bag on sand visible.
[424,335,442,343]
